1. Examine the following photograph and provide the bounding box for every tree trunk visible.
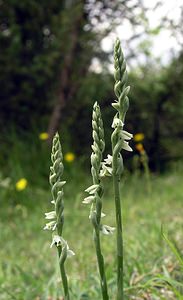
[47,2,85,143]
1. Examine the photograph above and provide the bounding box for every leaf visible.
[161,225,183,268]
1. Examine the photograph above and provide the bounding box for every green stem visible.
[93,229,109,300]
[60,263,69,300]
[93,187,109,300]
[113,174,124,300]
[57,247,70,300]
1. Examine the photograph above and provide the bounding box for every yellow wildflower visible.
[133,133,145,142]
[135,143,145,154]
[15,178,28,191]
[39,132,49,140]
[64,152,75,163]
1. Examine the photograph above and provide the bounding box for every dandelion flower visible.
[15,178,28,191]
[135,143,145,154]
[39,132,49,140]
[134,133,144,142]
[64,152,75,163]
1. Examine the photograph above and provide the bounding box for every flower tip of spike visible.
[114,38,121,51]
[93,101,98,108]
[115,37,120,45]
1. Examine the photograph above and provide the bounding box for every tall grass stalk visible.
[112,38,133,299]
[44,133,74,300]
[84,102,109,300]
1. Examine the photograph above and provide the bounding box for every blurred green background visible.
[1,0,183,175]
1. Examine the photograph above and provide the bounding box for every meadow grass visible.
[0,162,183,299]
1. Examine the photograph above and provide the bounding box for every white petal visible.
[101,225,115,235]
[67,249,75,257]
[112,102,120,110]
[100,165,113,177]
[85,184,99,194]
[101,212,106,218]
[105,166,113,174]
[104,154,113,165]
[45,211,56,219]
[112,117,124,129]
[58,181,66,188]
[89,210,106,219]
[52,223,57,231]
[122,141,133,152]
[50,235,64,248]
[44,221,56,230]
[82,195,95,204]
[122,130,133,141]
